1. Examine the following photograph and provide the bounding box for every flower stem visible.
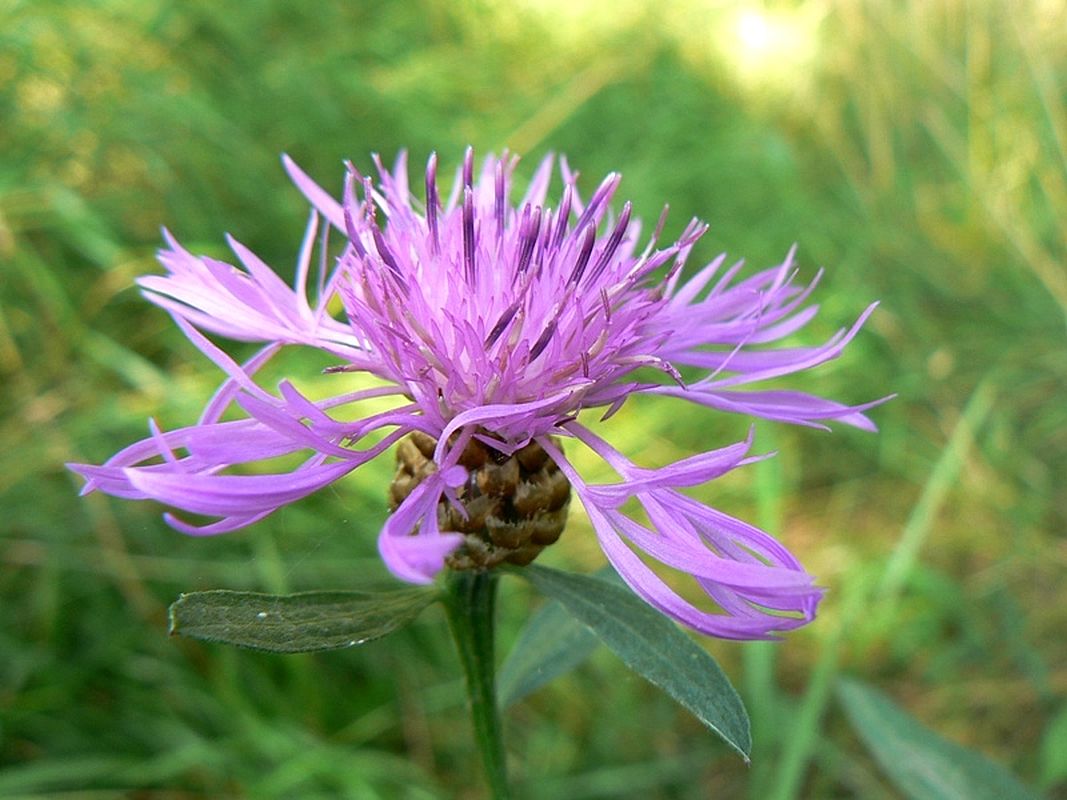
[443,570,509,799]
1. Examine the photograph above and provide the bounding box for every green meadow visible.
[2,1,1064,797]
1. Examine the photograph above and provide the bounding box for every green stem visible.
[443,570,509,799]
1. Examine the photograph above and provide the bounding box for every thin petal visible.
[648,387,891,431]
[541,436,821,640]
[282,154,346,231]
[125,459,359,517]
[377,474,465,583]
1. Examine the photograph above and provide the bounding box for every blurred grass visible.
[2,0,1065,797]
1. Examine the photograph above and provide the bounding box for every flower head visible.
[70,148,884,639]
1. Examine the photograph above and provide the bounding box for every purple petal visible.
[164,510,275,537]
[563,422,764,502]
[541,436,822,640]
[142,224,360,355]
[649,386,890,431]
[377,474,465,584]
[282,154,346,231]
[125,459,359,517]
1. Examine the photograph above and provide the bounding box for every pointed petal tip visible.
[378,530,465,585]
[66,462,97,495]
[163,510,267,537]
[280,152,303,180]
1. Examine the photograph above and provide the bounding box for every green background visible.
[2,1,1064,797]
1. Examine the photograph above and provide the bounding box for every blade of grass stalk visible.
[79,329,169,395]
[506,57,628,155]
[765,573,868,800]
[745,424,784,800]
[81,489,159,621]
[1013,13,1067,175]
[520,752,713,800]
[111,739,228,785]
[8,243,82,334]
[47,185,123,268]
[768,376,997,799]
[333,677,465,746]
[0,756,136,795]
[251,526,293,596]
[876,377,996,611]
[813,733,900,800]
[0,301,23,372]
[922,98,1067,321]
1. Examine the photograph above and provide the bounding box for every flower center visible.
[389,431,571,570]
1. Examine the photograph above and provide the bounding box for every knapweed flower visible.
[70,148,883,639]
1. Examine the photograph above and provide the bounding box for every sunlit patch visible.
[722,5,821,96]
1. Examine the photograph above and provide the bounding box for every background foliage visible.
[1,0,1064,797]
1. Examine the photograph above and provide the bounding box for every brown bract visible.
[389,431,571,570]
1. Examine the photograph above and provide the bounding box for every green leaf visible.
[1040,703,1067,789]
[838,679,1042,800]
[515,565,751,760]
[168,588,439,653]
[497,591,601,708]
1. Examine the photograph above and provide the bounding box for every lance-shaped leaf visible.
[498,566,621,708]
[838,679,1042,800]
[516,565,751,760]
[169,588,439,653]
[498,593,602,708]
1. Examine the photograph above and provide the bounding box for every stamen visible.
[568,226,597,285]
[586,201,631,284]
[653,203,670,242]
[425,152,440,253]
[529,318,557,361]
[495,159,506,241]
[485,301,521,348]
[573,172,619,236]
[463,186,476,283]
[551,184,573,251]
[462,146,474,189]
[372,227,403,277]
[342,169,369,259]
[515,205,542,274]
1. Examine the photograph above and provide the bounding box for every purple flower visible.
[69,148,884,639]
